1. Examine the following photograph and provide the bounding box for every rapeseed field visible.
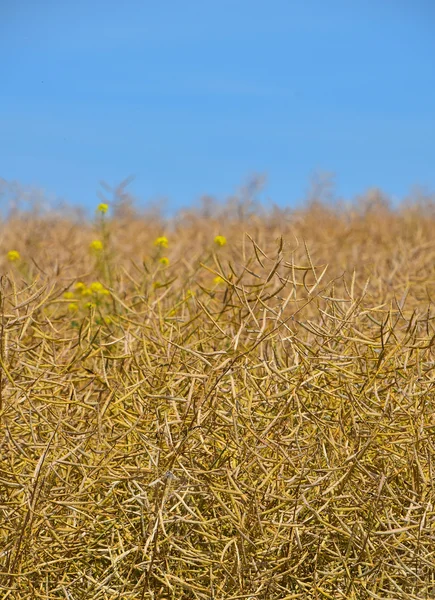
[1,192,435,599]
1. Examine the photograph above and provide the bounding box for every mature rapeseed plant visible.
[2,196,435,600]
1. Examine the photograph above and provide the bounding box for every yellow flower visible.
[7,250,21,262]
[214,235,227,247]
[75,281,86,293]
[159,256,169,266]
[68,303,79,312]
[81,288,92,296]
[90,240,103,252]
[85,302,96,309]
[97,203,108,214]
[213,276,225,285]
[90,281,110,295]
[63,291,75,299]
[90,282,103,293]
[154,236,168,248]
[103,316,113,325]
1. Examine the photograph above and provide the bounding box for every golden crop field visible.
[1,191,435,599]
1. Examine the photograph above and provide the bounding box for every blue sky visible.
[1,0,435,214]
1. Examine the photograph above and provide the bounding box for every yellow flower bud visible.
[214,235,227,247]
[90,240,103,252]
[154,236,168,248]
[90,282,104,293]
[7,250,21,262]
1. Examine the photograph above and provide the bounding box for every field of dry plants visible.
[1,189,435,599]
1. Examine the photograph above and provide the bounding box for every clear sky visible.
[1,0,435,214]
